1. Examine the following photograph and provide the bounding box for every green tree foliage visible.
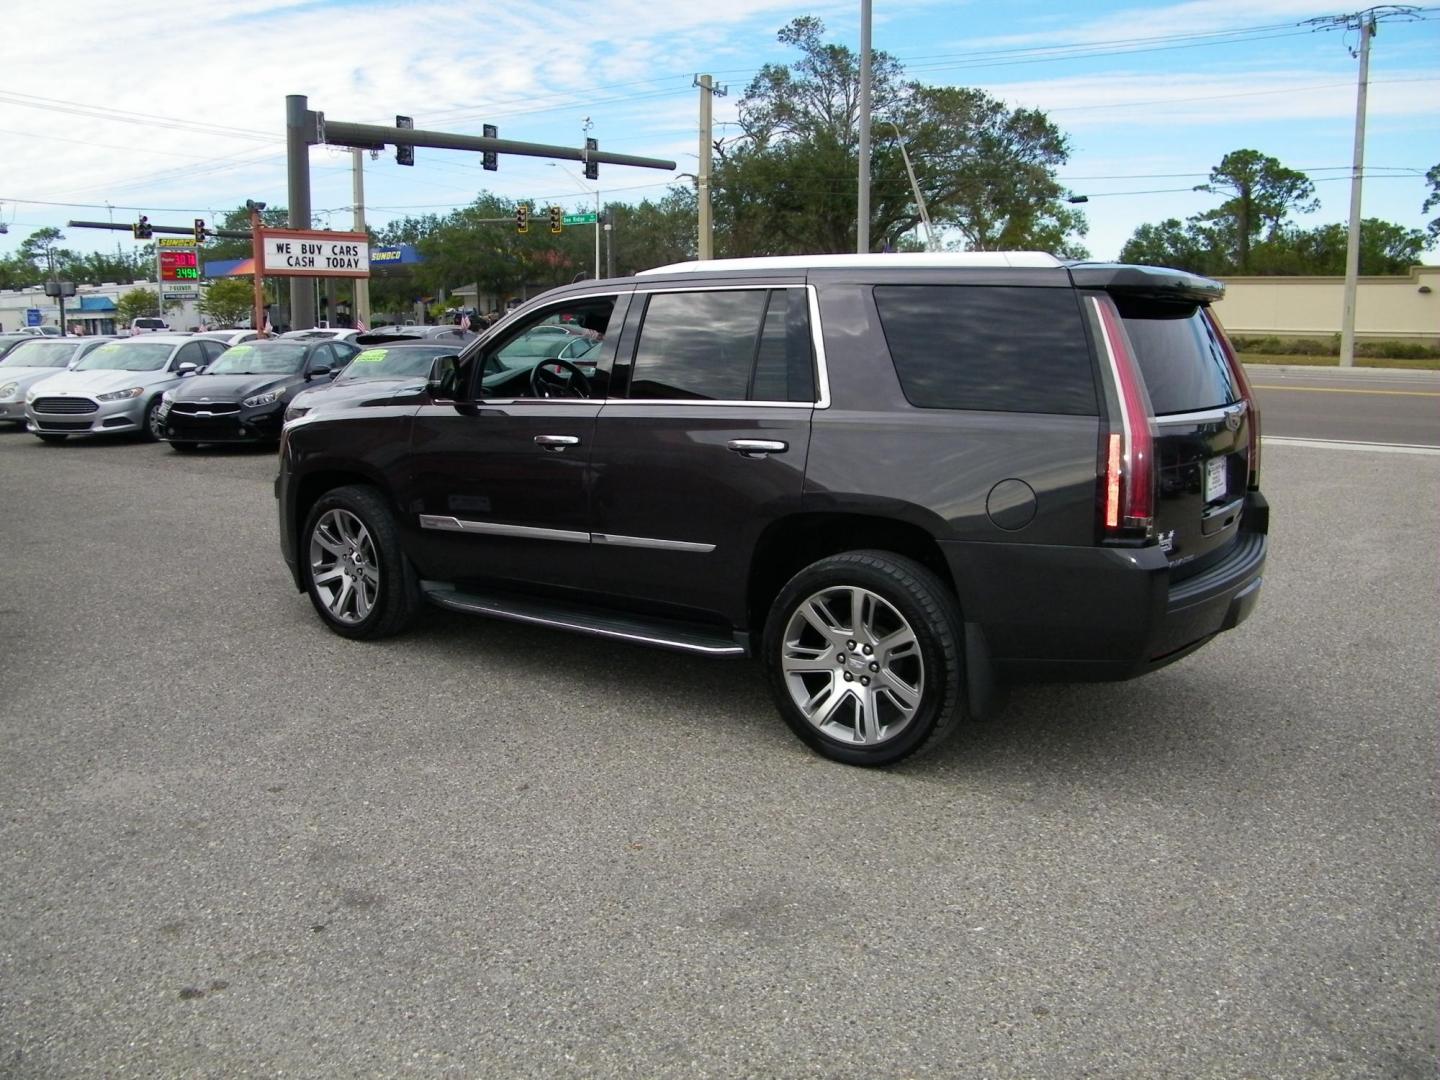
[609,188,698,274]
[199,278,255,327]
[1424,163,1439,246]
[1120,214,1424,276]
[18,227,70,273]
[1193,149,1318,272]
[115,288,161,324]
[202,205,291,262]
[712,17,1087,256]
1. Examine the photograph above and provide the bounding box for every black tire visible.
[35,433,68,444]
[141,397,163,442]
[169,441,200,452]
[762,550,966,767]
[300,484,419,640]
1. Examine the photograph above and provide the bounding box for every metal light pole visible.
[857,0,872,254]
[549,162,600,278]
[285,94,316,330]
[1339,14,1374,368]
[352,148,371,329]
[890,123,937,252]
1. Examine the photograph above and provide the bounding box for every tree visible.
[712,17,1087,257]
[18,227,72,276]
[1193,150,1318,272]
[1250,219,1426,275]
[199,278,254,327]
[203,204,291,262]
[1119,218,1225,275]
[610,188,697,275]
[115,288,161,325]
[1424,163,1439,246]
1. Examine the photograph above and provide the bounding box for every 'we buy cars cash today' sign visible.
[259,229,370,277]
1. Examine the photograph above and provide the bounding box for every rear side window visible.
[629,288,814,402]
[1115,298,1240,415]
[873,285,1097,415]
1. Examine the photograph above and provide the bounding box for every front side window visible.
[874,285,1097,415]
[628,288,815,402]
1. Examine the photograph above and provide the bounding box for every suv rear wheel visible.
[301,485,419,640]
[763,551,966,766]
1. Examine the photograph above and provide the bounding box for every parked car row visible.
[0,328,483,450]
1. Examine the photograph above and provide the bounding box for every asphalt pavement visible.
[1245,364,1440,447]
[0,431,1436,1079]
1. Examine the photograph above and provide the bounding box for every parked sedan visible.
[0,337,115,426]
[158,338,356,449]
[24,335,219,443]
[285,341,461,422]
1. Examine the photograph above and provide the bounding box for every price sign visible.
[160,248,200,282]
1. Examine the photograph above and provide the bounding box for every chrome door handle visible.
[534,434,580,452]
[727,438,788,458]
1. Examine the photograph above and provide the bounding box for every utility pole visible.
[857,0,873,254]
[1304,5,1420,367]
[352,148,371,329]
[695,75,727,260]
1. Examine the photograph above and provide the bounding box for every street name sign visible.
[563,213,598,225]
[260,229,370,277]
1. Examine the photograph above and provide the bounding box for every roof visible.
[74,296,117,312]
[637,252,1064,276]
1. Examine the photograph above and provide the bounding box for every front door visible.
[404,291,629,593]
[588,285,817,627]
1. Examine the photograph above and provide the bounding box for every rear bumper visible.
[941,493,1268,682]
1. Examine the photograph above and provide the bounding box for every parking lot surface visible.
[1,431,1436,1078]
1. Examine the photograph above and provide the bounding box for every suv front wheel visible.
[301,485,419,640]
[763,551,966,766]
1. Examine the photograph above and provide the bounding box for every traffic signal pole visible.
[286,95,316,331]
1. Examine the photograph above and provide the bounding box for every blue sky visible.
[1,0,1436,265]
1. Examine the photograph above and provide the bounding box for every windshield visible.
[0,340,80,368]
[205,343,308,375]
[338,345,452,382]
[73,341,173,372]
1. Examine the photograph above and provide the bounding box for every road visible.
[1246,364,1440,447]
[0,431,1435,1078]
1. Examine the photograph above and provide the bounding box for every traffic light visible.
[515,204,529,234]
[132,215,152,240]
[193,217,208,243]
[482,123,498,172]
[583,137,598,181]
[396,115,414,166]
[549,205,563,234]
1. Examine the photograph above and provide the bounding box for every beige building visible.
[1213,264,1439,344]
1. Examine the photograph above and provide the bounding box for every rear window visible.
[873,285,1097,415]
[1114,298,1240,415]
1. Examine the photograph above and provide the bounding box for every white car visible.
[129,317,170,334]
[24,335,221,442]
[0,337,115,426]
[194,329,260,348]
[281,328,361,343]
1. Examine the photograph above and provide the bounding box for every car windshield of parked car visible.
[337,345,453,382]
[73,341,173,372]
[0,340,80,368]
[205,343,308,375]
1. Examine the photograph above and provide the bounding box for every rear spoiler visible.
[1065,263,1224,304]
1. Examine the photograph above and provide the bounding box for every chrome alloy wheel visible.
[780,586,925,746]
[309,508,379,625]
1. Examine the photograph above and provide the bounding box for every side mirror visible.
[426,354,463,399]
[175,362,200,376]
[307,364,331,379]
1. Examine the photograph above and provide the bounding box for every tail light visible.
[1204,308,1260,490]
[1090,295,1154,538]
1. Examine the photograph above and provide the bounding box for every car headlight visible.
[243,388,284,408]
[284,405,310,422]
[161,390,176,403]
[25,388,40,404]
[97,387,144,401]
[0,382,17,400]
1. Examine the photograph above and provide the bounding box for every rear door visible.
[1112,295,1251,574]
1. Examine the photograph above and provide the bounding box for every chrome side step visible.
[419,582,748,657]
